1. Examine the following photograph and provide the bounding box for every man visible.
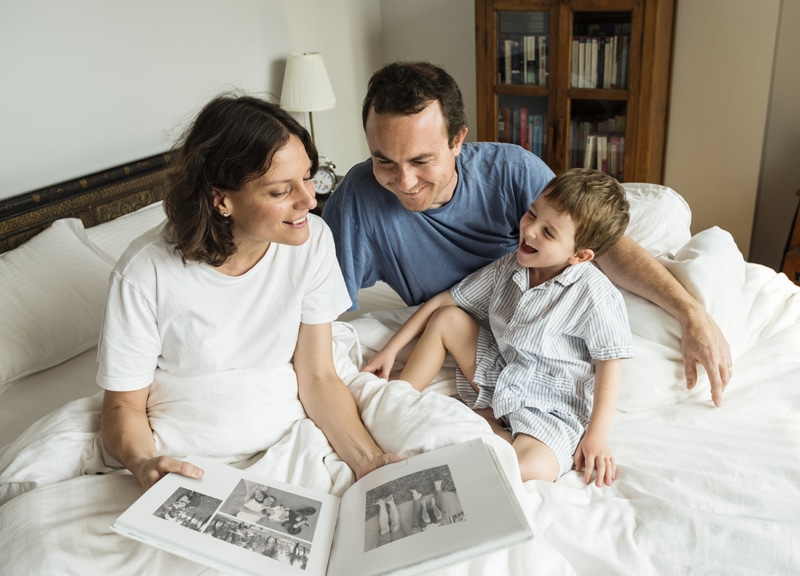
[322,61,731,406]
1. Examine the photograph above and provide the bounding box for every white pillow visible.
[616,227,747,411]
[0,219,113,392]
[622,183,692,258]
[86,201,166,262]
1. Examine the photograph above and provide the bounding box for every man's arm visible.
[595,235,732,407]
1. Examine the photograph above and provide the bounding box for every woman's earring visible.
[222,212,229,217]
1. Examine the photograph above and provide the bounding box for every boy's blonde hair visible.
[543,168,630,258]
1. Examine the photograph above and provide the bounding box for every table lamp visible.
[280,52,336,146]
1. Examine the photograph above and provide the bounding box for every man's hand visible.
[681,307,732,407]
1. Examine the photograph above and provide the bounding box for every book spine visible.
[504,39,513,84]
[538,36,548,87]
[571,38,579,87]
[532,115,543,158]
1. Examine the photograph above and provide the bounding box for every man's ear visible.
[451,126,469,154]
[569,248,595,265]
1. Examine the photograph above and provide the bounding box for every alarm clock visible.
[311,157,337,196]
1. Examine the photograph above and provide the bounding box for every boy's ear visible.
[569,248,595,265]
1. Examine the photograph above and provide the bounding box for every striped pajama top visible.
[449,253,635,422]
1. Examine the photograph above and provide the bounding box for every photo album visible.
[111,439,532,576]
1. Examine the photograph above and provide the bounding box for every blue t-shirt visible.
[322,142,555,309]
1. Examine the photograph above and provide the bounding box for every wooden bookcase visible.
[475,0,675,183]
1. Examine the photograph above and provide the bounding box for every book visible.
[500,106,512,144]
[509,37,523,85]
[583,134,597,169]
[524,35,537,84]
[571,38,580,87]
[518,107,528,151]
[537,35,548,87]
[503,38,513,84]
[532,114,544,159]
[111,439,532,576]
[596,133,608,173]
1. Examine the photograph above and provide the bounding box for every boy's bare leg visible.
[512,433,560,483]
[474,407,513,442]
[399,306,480,392]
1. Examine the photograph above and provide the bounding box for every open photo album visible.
[111,439,533,576]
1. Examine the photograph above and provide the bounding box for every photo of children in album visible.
[153,488,222,531]
[217,479,322,541]
[150,480,320,570]
[364,465,466,551]
[203,515,311,569]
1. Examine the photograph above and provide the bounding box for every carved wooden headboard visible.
[0,152,171,253]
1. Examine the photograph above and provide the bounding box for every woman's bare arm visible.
[101,388,203,489]
[294,322,402,479]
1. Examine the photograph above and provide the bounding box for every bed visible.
[0,155,798,576]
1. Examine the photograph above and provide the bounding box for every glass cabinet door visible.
[567,11,632,180]
[477,0,674,183]
[570,11,631,89]
[497,94,549,161]
[497,11,550,87]
[494,10,551,163]
[569,99,626,180]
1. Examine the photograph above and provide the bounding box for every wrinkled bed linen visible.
[1,228,799,575]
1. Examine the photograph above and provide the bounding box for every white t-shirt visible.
[96,215,351,457]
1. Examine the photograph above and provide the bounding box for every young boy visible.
[362,168,635,486]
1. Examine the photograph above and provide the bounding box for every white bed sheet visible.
[1,229,799,576]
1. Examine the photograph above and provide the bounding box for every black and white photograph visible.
[363,465,466,552]
[151,480,318,570]
[152,488,222,532]
[203,516,311,570]
[217,479,322,542]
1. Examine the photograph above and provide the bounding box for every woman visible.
[99,94,398,490]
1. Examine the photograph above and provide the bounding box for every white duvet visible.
[1,226,799,576]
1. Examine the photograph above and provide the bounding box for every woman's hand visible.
[353,452,405,480]
[132,455,205,491]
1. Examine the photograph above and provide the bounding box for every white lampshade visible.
[280,52,336,112]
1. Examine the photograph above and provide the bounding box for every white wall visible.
[750,0,800,270]
[379,0,477,142]
[664,0,781,259]
[278,0,382,174]
[0,0,378,200]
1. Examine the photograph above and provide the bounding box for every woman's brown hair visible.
[164,94,318,266]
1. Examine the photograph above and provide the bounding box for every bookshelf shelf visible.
[475,0,675,183]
